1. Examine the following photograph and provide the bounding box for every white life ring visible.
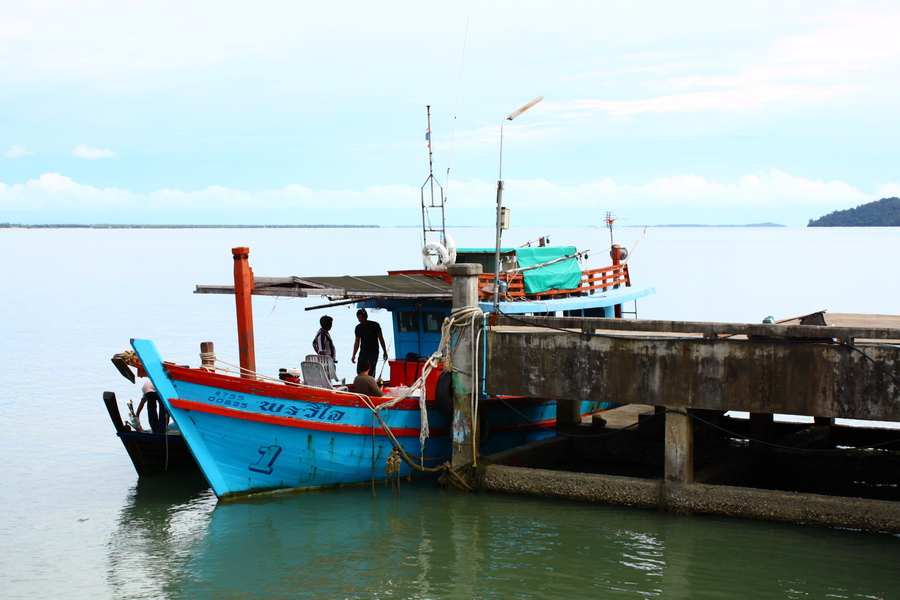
[422,242,451,271]
[443,233,457,267]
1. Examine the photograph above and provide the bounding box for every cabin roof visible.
[195,273,452,300]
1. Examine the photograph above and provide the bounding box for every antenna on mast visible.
[421,105,446,249]
[604,211,617,247]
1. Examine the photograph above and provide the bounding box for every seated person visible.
[353,360,383,397]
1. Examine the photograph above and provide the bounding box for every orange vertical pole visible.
[232,246,256,378]
[611,244,623,318]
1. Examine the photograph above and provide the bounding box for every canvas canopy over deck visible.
[193,252,654,317]
[193,245,654,381]
[195,273,454,303]
[194,260,654,360]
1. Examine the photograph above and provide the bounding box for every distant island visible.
[808,197,900,227]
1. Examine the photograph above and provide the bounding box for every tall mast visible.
[421,105,446,249]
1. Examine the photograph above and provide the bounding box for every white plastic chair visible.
[305,354,338,381]
[301,361,347,391]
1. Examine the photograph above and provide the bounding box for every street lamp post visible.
[492,96,544,315]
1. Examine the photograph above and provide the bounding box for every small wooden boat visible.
[103,390,199,476]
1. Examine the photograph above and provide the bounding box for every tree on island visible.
[808,197,900,227]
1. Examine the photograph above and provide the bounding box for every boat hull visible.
[103,391,199,476]
[131,339,608,498]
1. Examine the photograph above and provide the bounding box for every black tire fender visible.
[435,371,454,417]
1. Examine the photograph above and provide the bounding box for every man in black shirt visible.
[351,308,388,376]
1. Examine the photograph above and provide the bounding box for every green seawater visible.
[2,227,899,599]
[99,476,900,600]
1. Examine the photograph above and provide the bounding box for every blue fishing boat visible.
[119,233,653,499]
[116,108,654,498]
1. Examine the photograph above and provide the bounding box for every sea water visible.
[1,226,898,600]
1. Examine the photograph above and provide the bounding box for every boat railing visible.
[476,263,630,299]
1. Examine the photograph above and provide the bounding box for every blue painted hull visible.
[131,339,609,498]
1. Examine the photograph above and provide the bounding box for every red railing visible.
[476,263,630,299]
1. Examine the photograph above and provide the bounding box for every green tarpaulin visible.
[515,246,581,293]
[455,246,583,294]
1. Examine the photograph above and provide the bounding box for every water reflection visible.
[106,479,900,600]
[107,472,215,599]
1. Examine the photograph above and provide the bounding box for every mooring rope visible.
[355,306,484,489]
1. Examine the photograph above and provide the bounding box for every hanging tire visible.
[435,371,454,417]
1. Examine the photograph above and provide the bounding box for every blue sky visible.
[2,1,899,227]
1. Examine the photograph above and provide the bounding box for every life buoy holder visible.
[422,233,457,271]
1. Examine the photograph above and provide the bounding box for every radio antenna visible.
[421,106,446,249]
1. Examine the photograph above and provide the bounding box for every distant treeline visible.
[808,197,900,227]
[651,222,784,228]
[0,224,379,229]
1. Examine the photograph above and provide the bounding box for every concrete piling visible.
[447,263,483,471]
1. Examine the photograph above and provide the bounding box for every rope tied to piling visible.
[385,448,402,476]
[359,306,483,491]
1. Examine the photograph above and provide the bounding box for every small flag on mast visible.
[425,127,431,150]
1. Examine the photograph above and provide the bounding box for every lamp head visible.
[506,96,544,121]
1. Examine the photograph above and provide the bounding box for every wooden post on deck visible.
[448,263,483,470]
[200,341,216,371]
[232,247,256,379]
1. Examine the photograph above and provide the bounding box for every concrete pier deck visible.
[471,313,900,534]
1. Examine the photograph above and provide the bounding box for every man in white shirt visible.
[312,315,337,360]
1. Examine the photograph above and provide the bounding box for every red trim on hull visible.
[169,397,448,437]
[165,363,424,409]
[164,363,554,411]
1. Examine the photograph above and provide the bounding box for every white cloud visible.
[0,170,875,227]
[551,82,845,118]
[875,183,900,198]
[0,173,130,205]
[771,12,900,75]
[444,169,865,209]
[72,144,116,159]
[547,10,900,121]
[4,145,32,157]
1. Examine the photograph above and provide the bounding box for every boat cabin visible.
[194,245,654,395]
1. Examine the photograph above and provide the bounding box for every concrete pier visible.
[485,315,900,423]
[443,284,900,533]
